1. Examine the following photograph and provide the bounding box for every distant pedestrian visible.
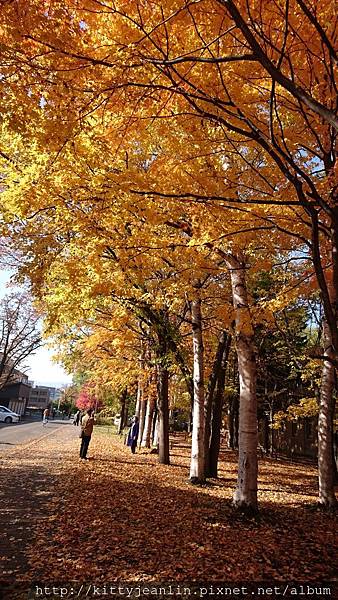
[79,408,95,460]
[127,416,139,454]
[73,410,81,426]
[42,408,49,426]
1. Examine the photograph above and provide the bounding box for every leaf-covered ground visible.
[0,424,337,599]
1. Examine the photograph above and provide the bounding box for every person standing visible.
[127,416,139,454]
[73,409,81,426]
[42,407,49,426]
[79,408,95,460]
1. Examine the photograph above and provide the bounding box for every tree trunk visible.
[228,395,239,450]
[151,405,158,446]
[229,259,258,511]
[118,388,128,434]
[269,402,275,456]
[135,341,146,420]
[318,322,337,506]
[138,396,147,448]
[204,330,229,475]
[157,362,170,464]
[135,377,143,420]
[142,395,155,448]
[188,405,193,434]
[189,290,206,483]
[209,333,232,477]
[152,405,158,450]
[123,396,130,430]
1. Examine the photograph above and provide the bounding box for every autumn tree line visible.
[0,0,337,510]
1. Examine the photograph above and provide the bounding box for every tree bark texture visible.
[208,333,232,477]
[118,388,128,434]
[156,328,170,465]
[204,330,229,474]
[229,259,258,510]
[189,292,206,483]
[318,322,337,506]
[228,395,239,450]
[151,405,158,446]
[157,362,170,464]
[138,394,147,448]
[135,377,143,421]
[141,394,155,448]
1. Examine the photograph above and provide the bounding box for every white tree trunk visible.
[138,395,147,447]
[135,376,143,420]
[153,413,159,447]
[141,397,155,448]
[135,358,144,420]
[135,342,145,419]
[229,258,258,510]
[318,322,337,506]
[189,290,206,483]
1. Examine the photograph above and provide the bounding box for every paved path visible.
[0,425,78,599]
[0,420,75,453]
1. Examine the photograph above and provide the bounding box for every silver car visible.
[0,406,20,423]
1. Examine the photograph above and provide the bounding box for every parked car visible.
[0,406,20,423]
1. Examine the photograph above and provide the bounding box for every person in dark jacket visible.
[127,416,139,454]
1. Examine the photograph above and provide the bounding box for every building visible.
[28,385,54,410]
[0,381,32,416]
[49,387,62,405]
[0,355,30,388]
[270,417,318,460]
[0,362,32,416]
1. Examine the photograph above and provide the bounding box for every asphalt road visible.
[0,419,75,453]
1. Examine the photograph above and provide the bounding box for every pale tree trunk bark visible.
[229,257,258,511]
[152,409,159,447]
[142,394,155,448]
[156,328,170,465]
[310,211,338,505]
[157,362,170,464]
[135,341,145,419]
[138,394,147,447]
[189,288,206,483]
[318,322,337,507]
[135,378,142,420]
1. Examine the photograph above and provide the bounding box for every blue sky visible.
[0,269,73,387]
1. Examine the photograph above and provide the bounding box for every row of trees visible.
[0,0,336,509]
